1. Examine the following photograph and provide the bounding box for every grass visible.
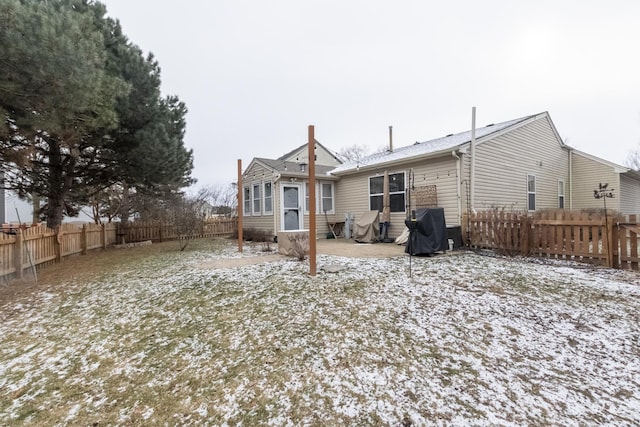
[1,238,639,425]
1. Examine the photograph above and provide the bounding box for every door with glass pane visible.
[282,184,302,230]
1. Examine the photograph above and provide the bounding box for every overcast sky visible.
[100,0,640,189]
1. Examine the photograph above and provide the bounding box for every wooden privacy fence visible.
[0,223,118,279]
[464,210,640,270]
[121,218,238,243]
[1,218,238,280]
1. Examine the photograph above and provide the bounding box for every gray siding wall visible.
[570,152,620,212]
[619,174,640,215]
[333,154,459,239]
[464,117,569,213]
[333,170,382,235]
[404,156,460,227]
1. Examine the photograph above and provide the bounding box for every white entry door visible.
[282,183,302,230]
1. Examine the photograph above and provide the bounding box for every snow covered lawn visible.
[1,239,639,426]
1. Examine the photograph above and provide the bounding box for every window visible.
[558,180,565,209]
[264,182,273,214]
[369,172,405,213]
[305,182,310,213]
[321,183,333,213]
[243,186,251,215]
[527,174,536,211]
[252,183,261,215]
[304,181,335,213]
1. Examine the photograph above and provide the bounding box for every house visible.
[568,149,640,214]
[240,140,342,235]
[241,111,640,240]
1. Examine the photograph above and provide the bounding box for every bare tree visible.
[338,144,370,162]
[625,143,640,171]
[192,183,237,216]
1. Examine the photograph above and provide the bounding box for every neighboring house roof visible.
[330,112,553,175]
[571,148,640,178]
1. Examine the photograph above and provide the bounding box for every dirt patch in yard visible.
[198,239,408,269]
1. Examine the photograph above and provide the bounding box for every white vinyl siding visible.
[466,116,569,212]
[619,174,640,215]
[570,151,620,212]
[527,175,536,211]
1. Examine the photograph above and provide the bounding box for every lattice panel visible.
[411,185,438,209]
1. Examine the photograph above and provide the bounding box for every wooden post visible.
[81,224,87,255]
[607,214,615,268]
[14,228,23,279]
[101,223,107,250]
[237,159,243,253]
[308,125,316,276]
[611,215,620,269]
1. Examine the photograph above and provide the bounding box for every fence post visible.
[159,222,163,242]
[611,215,620,269]
[81,224,88,255]
[14,229,24,279]
[101,224,107,250]
[606,215,614,268]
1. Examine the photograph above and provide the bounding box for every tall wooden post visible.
[237,159,243,253]
[308,125,317,276]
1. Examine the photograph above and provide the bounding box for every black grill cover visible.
[405,208,448,255]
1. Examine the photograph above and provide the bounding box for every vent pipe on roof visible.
[388,126,393,152]
[470,107,476,211]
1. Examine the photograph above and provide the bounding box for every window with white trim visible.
[558,180,565,209]
[369,172,405,213]
[243,186,251,215]
[321,182,334,213]
[252,183,261,215]
[527,174,536,211]
[304,181,335,214]
[263,182,273,214]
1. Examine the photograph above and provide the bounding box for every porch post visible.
[308,125,317,276]
[237,159,243,253]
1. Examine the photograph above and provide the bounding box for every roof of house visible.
[251,158,338,178]
[570,148,640,180]
[277,139,342,164]
[330,113,541,174]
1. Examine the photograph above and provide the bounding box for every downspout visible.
[452,150,462,225]
[470,106,476,211]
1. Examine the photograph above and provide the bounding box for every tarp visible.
[405,207,448,255]
[354,210,380,243]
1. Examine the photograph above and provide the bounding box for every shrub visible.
[287,233,309,261]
